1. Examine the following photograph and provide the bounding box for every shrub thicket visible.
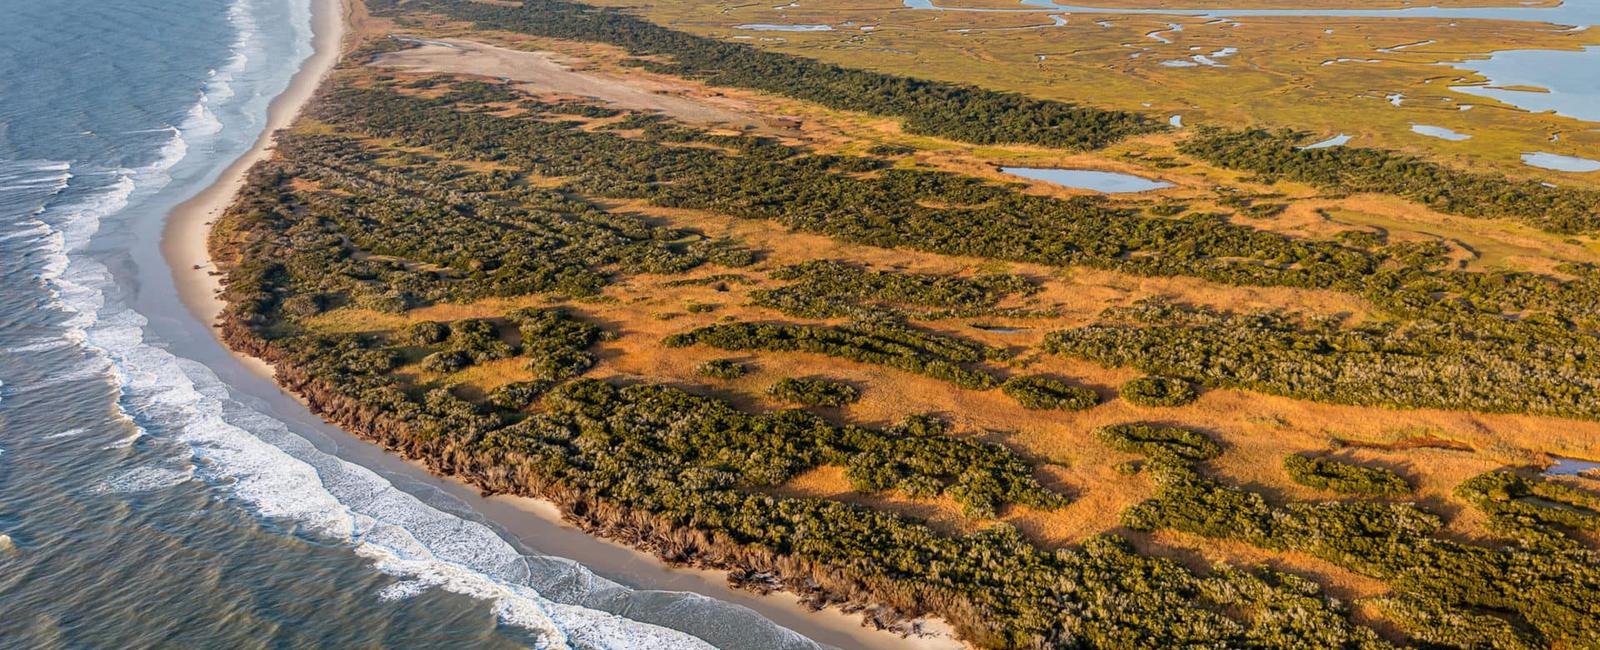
[695,358,747,379]
[768,377,861,407]
[1120,375,1198,407]
[1283,454,1410,497]
[1000,375,1098,411]
[665,321,1000,390]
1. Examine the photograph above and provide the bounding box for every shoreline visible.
[156,1,965,648]
[162,0,347,377]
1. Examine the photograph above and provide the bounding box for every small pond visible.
[1522,151,1600,173]
[1411,124,1471,141]
[735,23,833,31]
[1299,133,1352,150]
[1545,455,1600,477]
[1002,166,1173,193]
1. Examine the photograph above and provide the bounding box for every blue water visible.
[1411,124,1472,141]
[735,23,835,31]
[1002,166,1174,192]
[1300,134,1353,149]
[1522,151,1600,172]
[0,1,826,647]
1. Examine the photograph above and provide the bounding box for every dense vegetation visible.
[1455,470,1600,551]
[1096,424,1222,464]
[664,321,1001,389]
[999,375,1098,411]
[1181,127,1600,234]
[1118,375,1197,407]
[1108,425,1600,649]
[767,377,861,407]
[1047,299,1600,419]
[1282,454,1410,497]
[376,0,1161,150]
[752,260,1041,320]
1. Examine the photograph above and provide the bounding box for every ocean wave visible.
[2,336,74,354]
[99,465,197,493]
[45,427,88,439]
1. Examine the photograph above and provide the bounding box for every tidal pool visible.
[1522,151,1600,173]
[1411,124,1471,141]
[1002,166,1173,192]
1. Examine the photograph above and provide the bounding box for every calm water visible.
[1522,151,1600,172]
[0,1,822,647]
[735,23,835,31]
[1002,166,1173,192]
[1300,134,1353,149]
[1411,124,1472,141]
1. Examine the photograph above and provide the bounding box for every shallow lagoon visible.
[1449,46,1600,123]
[1002,166,1173,192]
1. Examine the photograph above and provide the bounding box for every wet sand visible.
[162,0,346,363]
[157,1,966,647]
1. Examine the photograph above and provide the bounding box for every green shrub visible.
[448,318,515,363]
[1001,375,1098,411]
[508,308,600,381]
[1283,455,1410,497]
[768,377,860,407]
[399,320,449,346]
[665,320,999,389]
[420,349,472,373]
[488,380,551,411]
[696,358,747,379]
[1097,424,1222,464]
[1121,375,1199,407]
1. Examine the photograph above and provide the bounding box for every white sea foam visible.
[100,465,196,493]
[46,427,88,439]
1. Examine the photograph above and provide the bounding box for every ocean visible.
[0,1,824,647]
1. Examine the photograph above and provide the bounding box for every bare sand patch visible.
[373,37,771,129]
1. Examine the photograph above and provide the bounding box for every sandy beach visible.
[156,0,967,647]
[162,0,348,357]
